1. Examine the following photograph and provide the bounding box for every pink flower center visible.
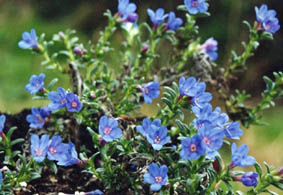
[103,127,112,135]
[194,97,199,103]
[35,149,43,156]
[192,0,198,7]
[197,123,203,129]
[154,136,161,144]
[71,101,77,108]
[144,88,149,94]
[49,147,56,154]
[155,176,163,183]
[266,24,271,30]
[61,99,66,105]
[203,137,211,145]
[36,83,41,89]
[190,144,197,152]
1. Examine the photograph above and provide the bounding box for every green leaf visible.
[10,138,25,146]
[47,78,58,90]
[6,126,17,139]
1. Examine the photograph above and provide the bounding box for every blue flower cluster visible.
[30,134,80,166]
[26,107,50,129]
[255,4,280,34]
[137,118,170,151]
[48,87,82,112]
[147,8,183,31]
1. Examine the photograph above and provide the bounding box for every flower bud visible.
[126,13,138,23]
[141,44,149,54]
[74,46,83,57]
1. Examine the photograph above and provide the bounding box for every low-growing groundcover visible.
[0,0,283,194]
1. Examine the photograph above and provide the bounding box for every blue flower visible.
[224,122,243,140]
[0,115,6,133]
[18,29,38,49]
[241,172,258,187]
[201,38,218,61]
[255,4,276,23]
[89,189,104,195]
[48,88,67,111]
[263,18,280,34]
[167,12,183,31]
[66,92,82,112]
[30,134,49,162]
[198,124,224,158]
[179,77,205,97]
[146,125,170,151]
[26,107,49,129]
[57,142,80,166]
[47,136,69,161]
[180,134,206,160]
[142,81,160,104]
[136,118,161,137]
[147,8,168,26]
[184,0,208,15]
[231,143,256,168]
[144,163,168,191]
[25,73,45,95]
[118,0,138,22]
[255,4,280,34]
[99,115,122,142]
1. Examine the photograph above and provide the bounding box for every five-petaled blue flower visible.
[255,4,280,34]
[201,38,218,61]
[18,29,38,50]
[144,163,168,191]
[224,122,243,140]
[25,73,45,95]
[136,118,161,137]
[142,81,160,104]
[48,88,67,111]
[198,124,224,159]
[118,0,138,22]
[99,115,122,142]
[47,136,69,161]
[180,134,206,160]
[57,142,80,166]
[147,8,168,27]
[146,125,170,151]
[167,12,183,31]
[66,92,83,112]
[26,107,50,129]
[241,172,259,187]
[30,134,49,162]
[184,0,208,15]
[230,143,256,168]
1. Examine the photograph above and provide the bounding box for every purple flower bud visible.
[74,46,83,57]
[241,172,259,187]
[126,13,138,23]
[141,44,149,54]
[59,31,65,39]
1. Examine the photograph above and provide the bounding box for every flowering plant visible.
[0,1,282,194]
